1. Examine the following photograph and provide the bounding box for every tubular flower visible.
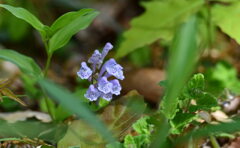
[77,42,124,101]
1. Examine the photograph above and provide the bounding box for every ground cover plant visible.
[0,0,240,147]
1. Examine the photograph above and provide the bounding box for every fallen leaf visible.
[0,110,51,123]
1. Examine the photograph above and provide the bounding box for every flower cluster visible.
[77,43,124,101]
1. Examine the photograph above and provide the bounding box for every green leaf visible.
[161,16,199,119]
[50,9,95,35]
[132,116,151,135]
[210,63,240,94]
[0,4,44,32]
[115,0,204,58]
[0,120,67,144]
[58,91,145,148]
[212,2,240,44]
[38,79,115,143]
[174,118,240,146]
[129,46,151,67]
[196,93,218,110]
[58,120,105,148]
[100,90,146,140]
[170,112,197,134]
[0,50,42,78]
[106,142,123,148]
[124,135,138,148]
[48,9,99,53]
[187,73,205,91]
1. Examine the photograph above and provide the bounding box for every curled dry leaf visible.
[0,110,51,123]
[211,110,231,122]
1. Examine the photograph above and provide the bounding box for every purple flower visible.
[77,62,92,79]
[110,79,121,95]
[101,42,113,60]
[102,93,113,101]
[101,59,124,80]
[88,50,102,65]
[77,42,124,102]
[98,77,112,94]
[84,85,101,101]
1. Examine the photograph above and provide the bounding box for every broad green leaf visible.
[0,120,67,144]
[115,0,204,58]
[0,4,44,32]
[58,91,145,147]
[50,9,95,35]
[0,50,42,78]
[161,16,199,119]
[48,9,99,53]
[1,88,26,106]
[100,90,146,140]
[38,79,115,143]
[58,120,106,148]
[212,2,240,44]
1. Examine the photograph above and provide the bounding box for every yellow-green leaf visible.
[0,79,11,89]
[115,0,204,58]
[1,88,26,106]
[212,2,240,44]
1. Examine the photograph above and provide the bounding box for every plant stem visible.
[44,53,53,77]
[43,93,55,121]
[42,41,55,120]
[210,135,220,148]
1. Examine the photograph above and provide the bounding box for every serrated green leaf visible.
[132,0,204,29]
[48,9,99,53]
[212,2,240,44]
[187,73,205,91]
[115,0,204,58]
[0,50,42,78]
[196,93,218,110]
[0,4,44,32]
[207,63,240,94]
[124,135,137,148]
[170,112,197,134]
[161,16,199,119]
[132,116,151,135]
[1,88,26,106]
